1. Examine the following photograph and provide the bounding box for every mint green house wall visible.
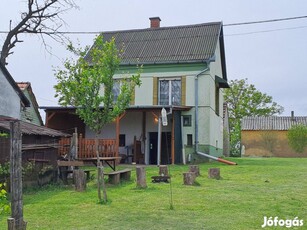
[97,41,225,163]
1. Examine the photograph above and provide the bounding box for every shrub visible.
[287,124,307,153]
[0,183,10,215]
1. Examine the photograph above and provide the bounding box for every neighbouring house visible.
[42,17,229,165]
[0,62,30,119]
[0,63,70,180]
[17,82,43,126]
[241,112,307,157]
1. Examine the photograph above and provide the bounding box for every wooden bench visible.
[104,169,132,184]
[57,160,84,167]
[61,169,92,180]
[57,160,92,183]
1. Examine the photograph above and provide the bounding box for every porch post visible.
[116,116,120,158]
[157,117,162,166]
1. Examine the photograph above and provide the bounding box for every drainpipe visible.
[195,67,208,153]
[194,56,215,153]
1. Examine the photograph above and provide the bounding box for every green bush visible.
[287,124,307,153]
[0,183,10,215]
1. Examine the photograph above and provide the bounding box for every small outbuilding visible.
[0,118,70,165]
[241,113,307,157]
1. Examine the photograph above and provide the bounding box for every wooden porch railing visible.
[58,135,117,159]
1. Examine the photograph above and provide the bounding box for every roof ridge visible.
[100,21,222,35]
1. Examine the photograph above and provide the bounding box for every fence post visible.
[10,121,27,229]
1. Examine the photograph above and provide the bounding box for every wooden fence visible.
[58,135,117,159]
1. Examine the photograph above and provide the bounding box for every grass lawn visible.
[1,157,307,229]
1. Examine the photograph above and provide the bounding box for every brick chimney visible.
[150,17,161,28]
[291,111,295,121]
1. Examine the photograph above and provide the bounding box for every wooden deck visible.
[58,136,117,159]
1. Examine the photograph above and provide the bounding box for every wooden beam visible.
[118,111,127,121]
[45,112,55,127]
[57,160,84,167]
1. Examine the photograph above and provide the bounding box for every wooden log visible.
[208,168,221,179]
[136,166,147,188]
[189,165,200,177]
[108,173,120,185]
[120,170,131,181]
[183,172,196,185]
[73,170,86,192]
[159,165,168,176]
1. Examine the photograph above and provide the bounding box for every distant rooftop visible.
[242,116,307,131]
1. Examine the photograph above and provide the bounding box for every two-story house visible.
[43,17,229,165]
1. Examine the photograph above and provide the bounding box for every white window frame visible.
[158,77,181,106]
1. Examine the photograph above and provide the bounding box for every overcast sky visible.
[2,0,307,118]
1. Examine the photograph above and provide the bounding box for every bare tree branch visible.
[0,0,78,65]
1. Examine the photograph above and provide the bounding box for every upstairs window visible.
[159,79,181,105]
[112,80,120,102]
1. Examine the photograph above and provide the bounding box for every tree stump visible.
[183,172,196,185]
[189,165,200,177]
[136,166,147,188]
[73,169,86,192]
[7,218,15,230]
[159,165,168,176]
[208,168,221,179]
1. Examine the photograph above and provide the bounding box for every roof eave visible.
[120,59,212,66]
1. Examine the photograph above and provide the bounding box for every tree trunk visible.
[208,168,221,179]
[159,165,168,176]
[73,170,86,192]
[183,172,196,185]
[95,133,107,203]
[136,166,147,188]
[10,121,27,229]
[189,165,200,177]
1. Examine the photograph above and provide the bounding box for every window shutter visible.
[153,77,158,105]
[181,76,186,106]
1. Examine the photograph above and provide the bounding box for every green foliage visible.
[0,183,10,215]
[0,163,10,186]
[38,165,54,176]
[54,35,141,134]
[0,132,8,138]
[287,124,307,153]
[224,78,284,156]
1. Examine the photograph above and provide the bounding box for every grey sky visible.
[2,0,307,117]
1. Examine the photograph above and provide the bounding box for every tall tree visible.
[224,78,284,156]
[54,35,141,203]
[1,0,77,65]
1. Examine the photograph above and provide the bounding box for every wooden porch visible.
[58,135,118,159]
